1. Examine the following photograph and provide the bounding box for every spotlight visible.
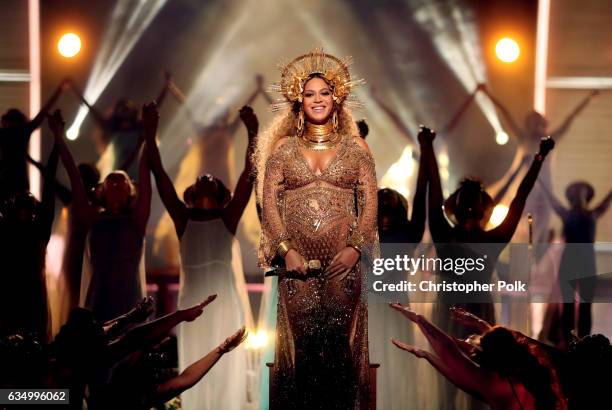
[496,131,509,145]
[495,37,520,63]
[57,33,81,58]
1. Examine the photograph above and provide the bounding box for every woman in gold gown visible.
[254,49,379,409]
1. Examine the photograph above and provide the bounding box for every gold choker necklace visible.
[301,121,340,150]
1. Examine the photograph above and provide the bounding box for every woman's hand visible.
[181,294,217,322]
[417,126,436,145]
[391,339,428,358]
[285,249,308,276]
[538,136,555,157]
[218,326,248,354]
[450,306,492,333]
[324,247,360,280]
[389,302,422,323]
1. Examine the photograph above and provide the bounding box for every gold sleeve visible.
[258,146,291,269]
[348,145,380,261]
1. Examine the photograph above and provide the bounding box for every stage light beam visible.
[58,33,81,58]
[495,38,520,63]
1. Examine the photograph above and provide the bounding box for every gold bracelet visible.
[277,239,295,258]
[347,234,365,253]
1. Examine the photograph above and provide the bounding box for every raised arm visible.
[47,110,97,225]
[26,154,73,206]
[40,143,59,242]
[28,79,69,132]
[420,127,452,241]
[490,155,530,205]
[538,179,568,219]
[153,71,172,108]
[406,134,427,243]
[480,85,524,140]
[390,303,494,398]
[592,189,612,219]
[551,90,598,140]
[371,87,416,144]
[68,82,108,129]
[135,149,152,236]
[491,138,555,242]
[223,106,257,234]
[143,104,189,237]
[440,86,478,135]
[154,327,247,404]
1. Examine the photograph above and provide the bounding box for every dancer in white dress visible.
[145,104,258,410]
[49,108,152,324]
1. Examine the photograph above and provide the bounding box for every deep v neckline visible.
[294,135,345,177]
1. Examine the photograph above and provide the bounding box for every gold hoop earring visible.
[332,110,339,133]
[297,109,305,137]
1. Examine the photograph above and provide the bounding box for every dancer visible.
[480,85,598,244]
[0,79,69,199]
[49,108,152,323]
[540,181,612,344]
[390,303,567,410]
[0,140,59,341]
[423,126,554,409]
[69,74,170,178]
[255,48,379,409]
[369,128,427,410]
[145,103,257,410]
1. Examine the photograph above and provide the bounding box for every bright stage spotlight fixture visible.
[495,37,520,63]
[57,33,81,58]
[495,131,509,145]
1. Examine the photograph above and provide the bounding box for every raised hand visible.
[218,326,248,354]
[417,126,436,145]
[182,294,217,322]
[142,102,159,140]
[475,83,488,93]
[389,302,421,323]
[450,306,491,332]
[538,136,555,157]
[47,109,66,138]
[239,105,258,138]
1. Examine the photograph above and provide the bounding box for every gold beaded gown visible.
[259,131,379,410]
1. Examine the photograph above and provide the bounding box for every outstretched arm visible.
[223,106,257,234]
[538,179,568,219]
[153,71,172,108]
[371,87,416,144]
[28,79,69,132]
[107,295,216,363]
[47,110,97,225]
[491,138,555,242]
[490,155,530,205]
[40,144,59,243]
[480,85,524,141]
[154,327,247,404]
[390,303,494,399]
[143,103,189,237]
[440,86,479,135]
[26,154,73,205]
[551,90,598,140]
[420,127,452,241]
[593,190,612,219]
[68,82,108,130]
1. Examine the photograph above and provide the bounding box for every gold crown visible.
[270,47,363,111]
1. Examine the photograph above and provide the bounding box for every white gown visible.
[177,218,250,410]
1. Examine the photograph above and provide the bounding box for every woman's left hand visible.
[324,247,360,280]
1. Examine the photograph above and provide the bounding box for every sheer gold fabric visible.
[259,133,379,409]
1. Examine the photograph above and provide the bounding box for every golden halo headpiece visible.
[269,47,363,111]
